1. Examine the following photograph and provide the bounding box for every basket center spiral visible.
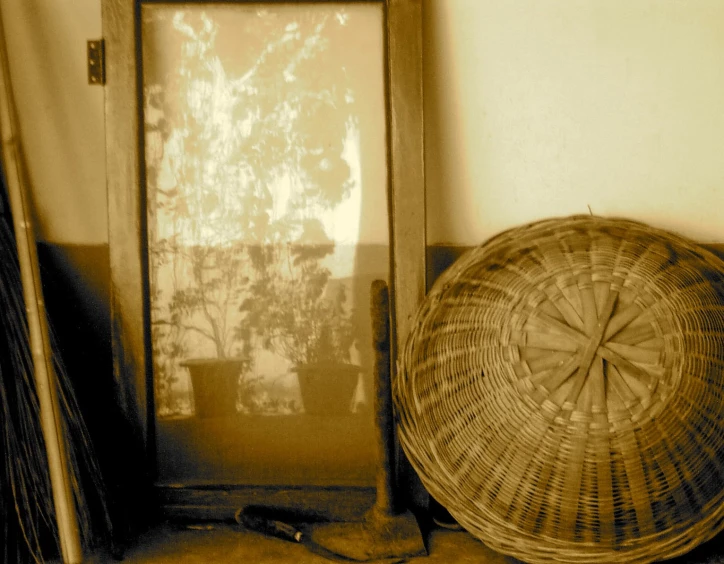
[508,269,679,427]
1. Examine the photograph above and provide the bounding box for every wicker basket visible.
[395,216,724,564]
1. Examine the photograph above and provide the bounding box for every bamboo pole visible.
[0,9,83,564]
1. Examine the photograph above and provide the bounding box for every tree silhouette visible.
[142,6,370,411]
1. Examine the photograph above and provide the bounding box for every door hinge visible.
[87,39,105,85]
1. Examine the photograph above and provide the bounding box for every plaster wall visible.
[4,1,724,246]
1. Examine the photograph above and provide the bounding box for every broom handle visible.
[371,279,397,515]
[0,12,83,564]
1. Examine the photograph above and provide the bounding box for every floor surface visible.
[77,520,724,564]
[91,522,515,564]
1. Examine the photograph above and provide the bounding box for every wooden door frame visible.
[103,0,425,519]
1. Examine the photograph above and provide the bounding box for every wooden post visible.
[370,279,396,514]
[387,0,428,512]
[0,10,83,564]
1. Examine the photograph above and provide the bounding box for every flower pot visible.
[180,358,246,418]
[294,363,361,416]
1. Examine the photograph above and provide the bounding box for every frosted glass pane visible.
[141,2,387,486]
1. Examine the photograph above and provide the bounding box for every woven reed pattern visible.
[395,216,724,564]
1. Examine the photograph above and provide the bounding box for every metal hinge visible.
[87,39,105,85]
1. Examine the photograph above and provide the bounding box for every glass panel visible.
[141,3,388,486]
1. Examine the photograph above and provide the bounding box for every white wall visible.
[2,0,106,244]
[424,0,724,245]
[2,0,724,245]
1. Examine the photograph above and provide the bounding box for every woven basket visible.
[395,216,724,564]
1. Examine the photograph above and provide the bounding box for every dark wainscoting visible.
[38,243,153,546]
[38,241,724,523]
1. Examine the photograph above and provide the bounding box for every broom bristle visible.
[0,197,112,562]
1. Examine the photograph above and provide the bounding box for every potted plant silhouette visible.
[293,321,360,416]
[155,242,257,418]
[244,239,359,416]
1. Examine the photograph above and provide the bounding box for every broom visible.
[0,8,110,563]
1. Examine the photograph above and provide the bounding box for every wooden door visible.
[103,0,425,519]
